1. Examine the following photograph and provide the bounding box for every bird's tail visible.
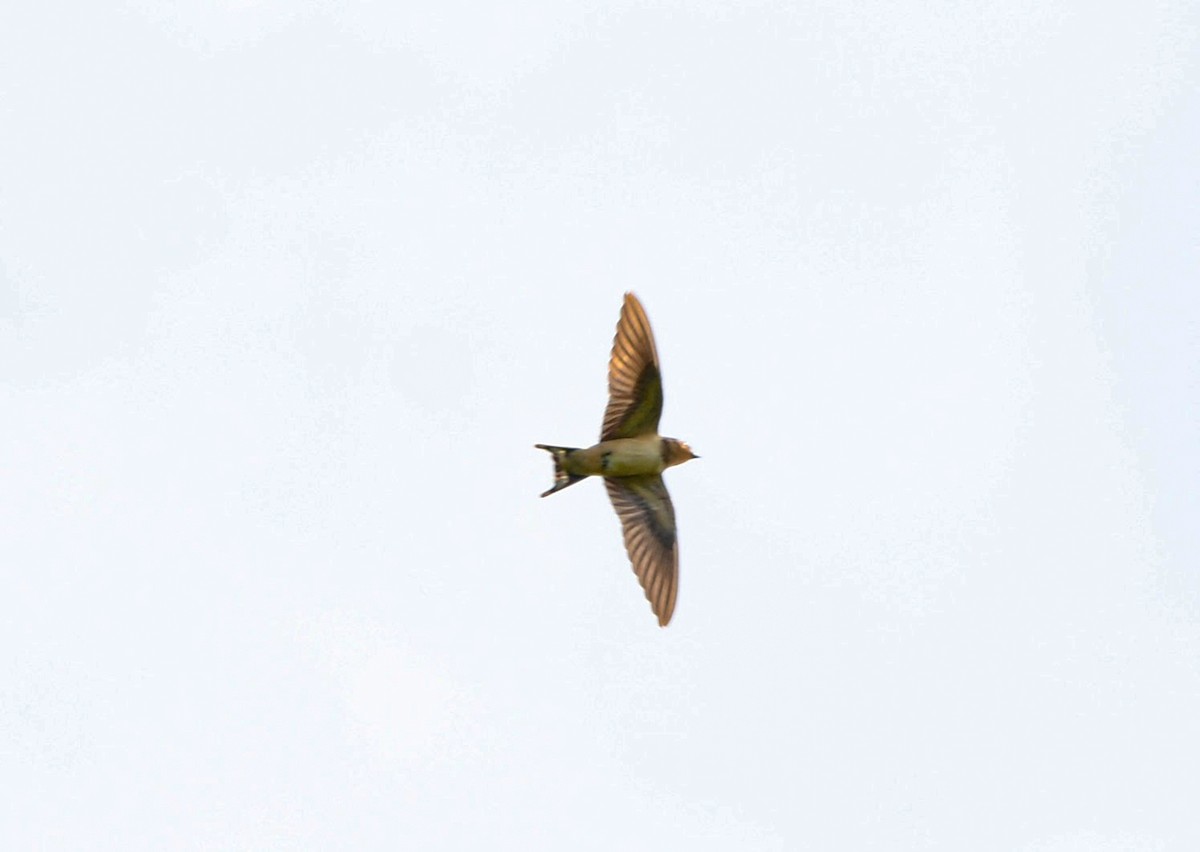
[534,444,585,497]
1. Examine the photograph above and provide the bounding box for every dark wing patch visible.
[605,475,679,626]
[601,293,663,440]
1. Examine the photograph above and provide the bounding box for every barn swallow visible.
[536,292,698,627]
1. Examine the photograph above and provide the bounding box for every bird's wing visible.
[605,474,679,626]
[600,292,663,441]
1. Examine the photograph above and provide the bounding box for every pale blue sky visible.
[2,2,1198,849]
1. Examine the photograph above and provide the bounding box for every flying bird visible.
[536,292,698,626]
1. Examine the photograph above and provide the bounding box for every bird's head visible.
[663,438,699,468]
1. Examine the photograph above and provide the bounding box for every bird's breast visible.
[567,436,665,477]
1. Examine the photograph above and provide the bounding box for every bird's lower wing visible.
[605,475,679,626]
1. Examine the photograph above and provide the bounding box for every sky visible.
[2,1,1198,849]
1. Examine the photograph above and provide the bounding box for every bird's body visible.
[536,293,697,626]
[556,435,674,478]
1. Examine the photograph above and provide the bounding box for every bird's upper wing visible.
[600,292,663,441]
[605,474,678,626]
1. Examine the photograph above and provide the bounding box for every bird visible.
[536,292,698,626]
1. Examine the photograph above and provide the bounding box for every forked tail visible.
[534,444,585,497]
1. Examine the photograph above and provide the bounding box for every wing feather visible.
[605,475,679,626]
[601,293,663,440]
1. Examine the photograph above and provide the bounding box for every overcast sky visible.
[2,1,1198,849]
